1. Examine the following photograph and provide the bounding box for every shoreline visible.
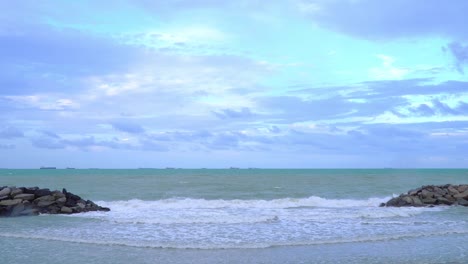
[2,232,467,264]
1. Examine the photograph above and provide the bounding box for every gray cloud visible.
[30,130,169,152]
[431,100,459,115]
[31,131,65,150]
[147,130,213,142]
[39,130,61,139]
[32,137,65,150]
[396,121,468,131]
[112,121,145,134]
[0,143,15,149]
[132,0,261,16]
[1,1,466,167]
[208,132,244,150]
[281,79,468,123]
[213,107,255,119]
[0,26,144,96]
[408,100,468,117]
[62,136,149,151]
[145,129,269,151]
[18,120,468,167]
[347,79,468,99]
[293,79,433,99]
[275,123,465,161]
[259,96,356,123]
[301,0,468,40]
[139,139,169,152]
[0,126,24,138]
[445,41,468,73]
[410,104,435,116]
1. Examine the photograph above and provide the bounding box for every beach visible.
[1,169,467,263]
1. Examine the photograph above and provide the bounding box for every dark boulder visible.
[34,188,52,197]
[0,186,110,217]
[456,199,468,206]
[381,184,468,207]
[10,203,25,217]
[23,187,39,194]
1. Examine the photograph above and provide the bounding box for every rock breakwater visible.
[0,186,110,217]
[381,184,468,207]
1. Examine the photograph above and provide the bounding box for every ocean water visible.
[1,169,467,263]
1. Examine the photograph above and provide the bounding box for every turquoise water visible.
[1,169,467,263]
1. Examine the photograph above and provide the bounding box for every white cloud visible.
[369,54,410,80]
[120,26,229,51]
[87,73,149,96]
[4,95,80,110]
[294,0,323,14]
[77,53,272,124]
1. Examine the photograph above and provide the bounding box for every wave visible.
[94,196,393,210]
[2,230,468,250]
[73,214,282,225]
[63,196,444,225]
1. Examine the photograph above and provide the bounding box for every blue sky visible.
[1,0,467,168]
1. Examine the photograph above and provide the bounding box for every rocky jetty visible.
[381,184,468,207]
[0,186,110,217]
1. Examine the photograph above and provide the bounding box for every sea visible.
[1,169,467,264]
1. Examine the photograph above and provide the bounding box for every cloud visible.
[457,102,468,114]
[29,129,168,152]
[111,121,145,134]
[259,96,356,123]
[145,129,270,151]
[369,55,410,80]
[139,139,169,151]
[13,119,468,167]
[298,0,468,40]
[271,123,467,163]
[408,100,468,117]
[445,41,468,73]
[40,130,61,139]
[365,125,424,139]
[0,24,145,96]
[83,53,269,100]
[209,132,244,149]
[132,0,257,15]
[31,136,66,149]
[3,95,80,111]
[0,126,24,138]
[0,143,15,149]
[62,136,146,151]
[237,80,468,137]
[395,120,468,131]
[410,104,435,116]
[0,0,467,167]
[0,34,271,138]
[431,100,459,115]
[148,130,213,142]
[212,107,255,119]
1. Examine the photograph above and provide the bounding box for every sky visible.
[0,0,467,168]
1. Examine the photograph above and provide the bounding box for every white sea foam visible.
[66,196,443,225]
[4,196,462,251]
[95,196,392,210]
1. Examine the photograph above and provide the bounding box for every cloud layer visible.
[0,0,467,168]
